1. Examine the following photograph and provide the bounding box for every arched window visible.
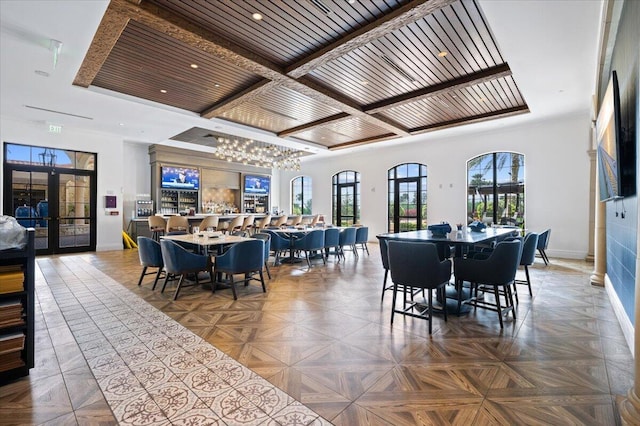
[387,163,427,232]
[467,152,525,227]
[332,171,360,226]
[291,176,312,214]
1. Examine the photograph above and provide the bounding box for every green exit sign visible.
[48,124,63,134]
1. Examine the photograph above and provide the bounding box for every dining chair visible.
[148,216,166,241]
[198,215,219,231]
[323,228,341,262]
[160,239,213,300]
[136,236,164,290]
[166,215,189,233]
[338,227,358,259]
[388,241,450,334]
[251,232,272,279]
[376,236,392,300]
[293,229,325,267]
[355,226,369,255]
[262,229,290,265]
[537,228,551,265]
[453,239,522,328]
[270,215,288,229]
[225,215,245,234]
[515,232,539,296]
[212,239,266,300]
[254,214,271,232]
[241,214,255,235]
[287,215,303,227]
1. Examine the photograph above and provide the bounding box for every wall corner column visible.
[590,150,605,287]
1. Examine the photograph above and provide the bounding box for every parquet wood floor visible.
[0,245,632,425]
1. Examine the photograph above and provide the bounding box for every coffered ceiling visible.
[74,0,529,151]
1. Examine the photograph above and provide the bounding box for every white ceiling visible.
[0,0,604,159]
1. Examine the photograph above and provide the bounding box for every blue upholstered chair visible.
[323,228,341,262]
[136,237,164,290]
[355,226,369,255]
[213,239,266,300]
[251,232,272,279]
[453,239,522,328]
[338,227,358,259]
[262,229,289,265]
[537,229,551,265]
[160,239,212,300]
[387,241,451,334]
[293,229,325,267]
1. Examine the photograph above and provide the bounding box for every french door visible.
[335,183,356,226]
[392,177,425,232]
[4,166,96,255]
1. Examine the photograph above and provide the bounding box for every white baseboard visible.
[97,244,127,251]
[546,249,588,260]
[605,274,635,357]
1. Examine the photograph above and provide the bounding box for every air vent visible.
[24,105,93,120]
[307,0,332,15]
[380,55,417,84]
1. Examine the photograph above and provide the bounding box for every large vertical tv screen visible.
[596,72,623,201]
[161,166,200,190]
[244,175,270,194]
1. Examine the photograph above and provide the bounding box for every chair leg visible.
[137,267,147,286]
[173,274,185,300]
[230,275,237,300]
[264,261,271,279]
[390,282,398,324]
[428,288,433,335]
[441,286,448,322]
[494,284,503,329]
[161,273,172,293]
[152,268,163,290]
[381,270,389,302]
[524,266,533,295]
[259,270,266,293]
[364,242,369,255]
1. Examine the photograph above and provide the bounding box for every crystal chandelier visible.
[214,137,302,170]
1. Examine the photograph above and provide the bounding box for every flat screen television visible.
[161,166,199,190]
[596,71,624,201]
[244,175,270,195]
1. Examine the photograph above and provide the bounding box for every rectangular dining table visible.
[161,232,252,256]
[377,227,518,313]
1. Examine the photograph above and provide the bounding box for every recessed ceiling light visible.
[479,97,487,102]
[119,123,125,126]
[361,80,369,85]
[190,64,199,69]
[160,89,167,93]
[347,0,356,3]
[252,13,263,20]
[438,51,448,57]
[214,83,220,88]
[34,70,50,77]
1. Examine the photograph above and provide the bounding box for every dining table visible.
[269,227,312,264]
[161,231,252,256]
[377,226,518,314]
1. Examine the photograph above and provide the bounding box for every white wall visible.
[122,142,152,225]
[279,111,593,259]
[1,116,125,251]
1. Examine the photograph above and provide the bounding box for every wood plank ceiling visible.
[75,0,529,151]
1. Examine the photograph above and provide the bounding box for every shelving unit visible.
[243,194,269,213]
[159,189,198,214]
[0,228,35,383]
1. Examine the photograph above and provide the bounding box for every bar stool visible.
[148,216,166,241]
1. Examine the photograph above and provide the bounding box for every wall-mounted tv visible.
[161,166,199,190]
[244,175,270,195]
[596,71,624,201]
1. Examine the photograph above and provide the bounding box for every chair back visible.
[271,215,287,228]
[199,215,219,231]
[242,215,255,231]
[256,214,271,230]
[324,228,340,248]
[216,239,264,273]
[377,237,389,270]
[263,229,290,251]
[287,215,303,226]
[310,214,320,227]
[537,229,551,250]
[460,240,521,285]
[166,216,189,233]
[520,232,539,266]
[388,241,451,289]
[251,233,271,260]
[137,236,163,267]
[339,227,357,245]
[355,227,368,244]
[148,215,166,231]
[226,215,245,233]
[296,229,325,251]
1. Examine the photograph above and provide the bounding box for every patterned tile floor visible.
[0,245,634,425]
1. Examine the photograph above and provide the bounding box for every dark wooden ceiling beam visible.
[98,0,408,136]
[364,63,513,114]
[278,113,351,137]
[73,2,130,87]
[409,105,530,133]
[286,0,458,78]
[201,80,277,119]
